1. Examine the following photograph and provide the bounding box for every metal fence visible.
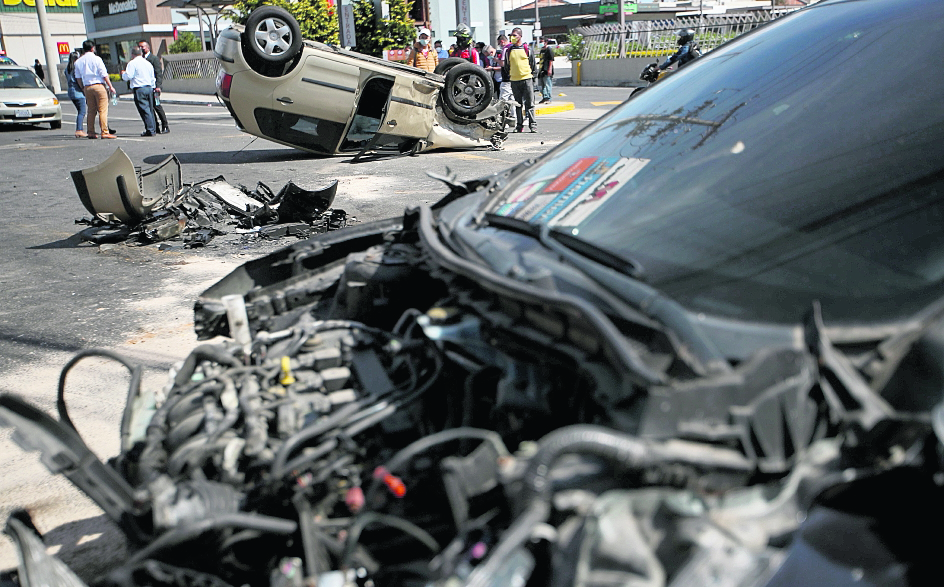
[162,51,220,80]
[574,8,797,60]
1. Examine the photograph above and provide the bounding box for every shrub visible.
[563,32,584,62]
[169,32,203,54]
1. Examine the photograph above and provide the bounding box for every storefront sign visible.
[0,0,81,12]
[90,0,137,17]
[599,1,638,15]
[57,42,70,54]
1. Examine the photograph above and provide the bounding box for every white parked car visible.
[0,65,62,129]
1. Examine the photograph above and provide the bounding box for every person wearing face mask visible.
[500,27,536,133]
[434,40,449,60]
[407,28,438,72]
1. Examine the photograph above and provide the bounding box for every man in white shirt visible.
[122,47,157,136]
[73,40,117,139]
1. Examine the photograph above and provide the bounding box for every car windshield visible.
[0,69,44,89]
[480,0,944,325]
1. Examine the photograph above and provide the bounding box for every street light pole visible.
[34,0,61,93]
[535,0,539,43]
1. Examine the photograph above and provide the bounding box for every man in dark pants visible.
[121,47,157,136]
[500,27,537,133]
[138,40,169,134]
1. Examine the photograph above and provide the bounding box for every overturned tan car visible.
[214,7,510,156]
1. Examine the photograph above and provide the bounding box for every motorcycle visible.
[630,62,664,98]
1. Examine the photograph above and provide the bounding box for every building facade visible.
[0,0,86,68]
[81,0,175,68]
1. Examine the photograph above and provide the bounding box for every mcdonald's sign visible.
[57,42,70,54]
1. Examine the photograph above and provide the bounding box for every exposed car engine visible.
[3,202,942,587]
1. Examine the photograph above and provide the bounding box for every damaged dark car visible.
[3,0,944,586]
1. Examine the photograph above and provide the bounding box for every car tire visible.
[442,62,493,117]
[434,57,467,76]
[50,120,62,130]
[243,6,302,66]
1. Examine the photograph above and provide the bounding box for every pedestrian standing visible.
[33,59,45,84]
[495,35,513,103]
[502,27,536,133]
[483,45,501,98]
[406,28,438,73]
[138,40,169,133]
[121,47,157,136]
[434,40,449,60]
[73,40,117,139]
[65,51,87,137]
[537,37,554,104]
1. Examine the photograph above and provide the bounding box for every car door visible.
[378,73,440,140]
[258,53,360,154]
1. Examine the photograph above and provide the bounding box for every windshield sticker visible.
[550,157,649,227]
[494,180,549,217]
[527,157,648,225]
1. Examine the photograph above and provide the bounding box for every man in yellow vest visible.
[501,27,537,133]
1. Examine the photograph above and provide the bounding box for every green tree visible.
[385,0,415,50]
[168,31,203,54]
[226,0,339,45]
[295,0,339,45]
[351,0,414,56]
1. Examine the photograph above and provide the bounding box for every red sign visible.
[57,41,70,54]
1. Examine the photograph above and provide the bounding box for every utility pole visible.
[534,0,539,43]
[34,0,61,93]
[617,0,625,57]
[489,0,502,46]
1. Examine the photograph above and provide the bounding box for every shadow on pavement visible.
[144,149,325,165]
[41,514,128,582]
[26,233,89,250]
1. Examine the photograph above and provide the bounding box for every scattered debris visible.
[72,149,355,248]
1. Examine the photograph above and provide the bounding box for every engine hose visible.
[517,425,752,508]
[343,404,397,437]
[466,425,754,587]
[137,379,224,482]
[276,438,339,479]
[271,402,363,476]
[340,512,440,569]
[105,513,297,586]
[57,348,140,433]
[173,344,241,389]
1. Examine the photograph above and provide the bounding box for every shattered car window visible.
[483,2,944,324]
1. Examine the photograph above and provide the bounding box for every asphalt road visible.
[0,85,630,580]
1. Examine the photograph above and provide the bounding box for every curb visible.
[536,101,575,116]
